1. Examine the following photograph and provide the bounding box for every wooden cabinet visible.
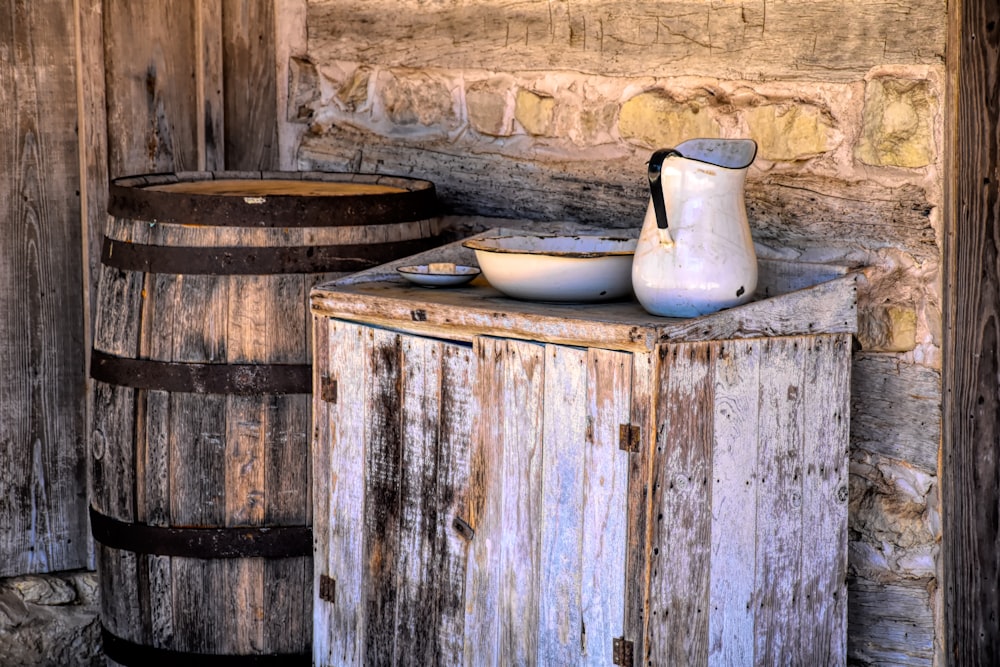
[310,232,857,666]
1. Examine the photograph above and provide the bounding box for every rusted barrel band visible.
[100,627,310,667]
[108,171,438,228]
[89,507,312,560]
[100,234,443,275]
[90,349,311,395]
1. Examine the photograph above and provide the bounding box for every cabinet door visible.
[466,337,632,666]
[634,337,850,666]
[314,322,633,666]
[314,320,478,666]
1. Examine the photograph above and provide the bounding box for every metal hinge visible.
[319,574,336,603]
[619,424,641,453]
[613,637,634,667]
[320,376,338,404]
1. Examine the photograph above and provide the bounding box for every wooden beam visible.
[942,0,1000,662]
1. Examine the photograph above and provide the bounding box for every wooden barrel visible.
[88,171,442,666]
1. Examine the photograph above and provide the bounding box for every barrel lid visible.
[108,170,438,228]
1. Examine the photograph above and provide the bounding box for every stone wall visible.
[0,571,103,666]
[283,1,946,663]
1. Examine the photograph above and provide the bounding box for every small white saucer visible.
[397,263,481,287]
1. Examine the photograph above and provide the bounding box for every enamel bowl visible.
[397,263,481,287]
[462,234,637,302]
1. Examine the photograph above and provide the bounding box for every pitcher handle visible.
[648,149,683,230]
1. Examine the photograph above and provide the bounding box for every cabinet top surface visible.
[311,229,858,352]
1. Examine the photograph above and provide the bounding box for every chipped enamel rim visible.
[462,235,637,258]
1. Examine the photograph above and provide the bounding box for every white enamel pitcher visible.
[631,138,759,318]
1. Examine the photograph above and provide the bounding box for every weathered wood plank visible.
[170,557,228,653]
[848,576,935,665]
[394,335,444,665]
[944,0,1000,661]
[167,392,227,654]
[800,335,851,663]
[222,390,265,655]
[311,315,334,665]
[435,343,477,663]
[96,546,142,644]
[135,268,174,648]
[582,348,631,664]
[0,0,89,576]
[139,389,174,649]
[313,247,858,354]
[498,339,545,665]
[646,343,714,665]
[222,0,278,170]
[464,336,505,666]
[306,0,944,81]
[363,328,403,665]
[198,0,224,170]
[78,0,110,356]
[263,393,312,655]
[624,351,656,666]
[165,263,228,655]
[90,214,149,644]
[852,353,940,472]
[754,337,806,664]
[261,273,311,654]
[302,130,938,260]
[316,320,370,666]
[538,345,587,664]
[847,577,932,667]
[708,339,760,666]
[104,0,200,175]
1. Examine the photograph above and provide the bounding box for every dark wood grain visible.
[0,0,88,577]
[433,344,476,663]
[943,0,1000,663]
[223,0,279,170]
[394,336,444,665]
[103,1,200,176]
[78,0,110,350]
[363,329,403,666]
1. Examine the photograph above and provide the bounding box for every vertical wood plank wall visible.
[0,1,282,578]
[0,0,89,577]
[101,0,279,178]
[944,0,1000,662]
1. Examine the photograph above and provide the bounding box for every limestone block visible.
[377,70,456,128]
[744,104,836,161]
[0,571,102,667]
[857,78,934,168]
[849,450,937,562]
[338,66,372,113]
[618,90,719,148]
[515,89,556,136]
[466,79,513,137]
[856,263,923,352]
[572,102,619,146]
[859,304,918,353]
[10,576,75,606]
